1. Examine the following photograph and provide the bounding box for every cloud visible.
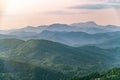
[78,0,120,3]
[44,11,75,15]
[101,0,120,3]
[70,4,120,10]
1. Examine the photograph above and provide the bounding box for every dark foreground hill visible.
[66,68,120,80]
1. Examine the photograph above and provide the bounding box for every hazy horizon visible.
[0,21,120,31]
[0,0,120,30]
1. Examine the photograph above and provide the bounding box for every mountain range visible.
[1,21,120,34]
[0,21,120,47]
[0,22,120,80]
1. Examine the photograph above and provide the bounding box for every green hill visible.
[0,39,25,51]
[0,39,25,58]
[0,59,65,80]
[0,39,116,78]
[7,39,114,75]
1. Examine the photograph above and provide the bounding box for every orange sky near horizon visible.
[0,0,120,30]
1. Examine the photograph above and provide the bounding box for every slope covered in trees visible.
[66,68,120,80]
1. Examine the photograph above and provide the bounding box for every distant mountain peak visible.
[24,26,34,28]
[49,23,69,27]
[85,21,97,25]
[71,21,99,28]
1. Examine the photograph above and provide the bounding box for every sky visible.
[0,0,120,30]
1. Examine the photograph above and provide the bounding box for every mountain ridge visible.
[1,21,120,35]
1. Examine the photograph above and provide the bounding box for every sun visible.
[2,0,62,15]
[3,0,33,14]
